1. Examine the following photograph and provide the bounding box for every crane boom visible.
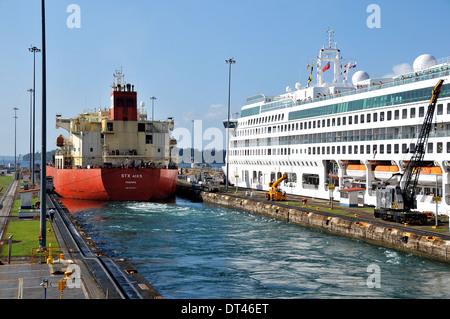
[374,79,444,224]
[400,79,444,211]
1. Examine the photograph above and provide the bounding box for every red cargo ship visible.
[47,69,178,201]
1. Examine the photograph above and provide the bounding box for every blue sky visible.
[1,0,449,157]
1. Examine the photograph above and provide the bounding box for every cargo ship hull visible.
[47,166,177,201]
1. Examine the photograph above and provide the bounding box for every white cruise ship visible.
[224,31,450,216]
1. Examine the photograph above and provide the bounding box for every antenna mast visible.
[112,67,125,90]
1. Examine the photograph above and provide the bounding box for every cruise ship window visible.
[402,109,407,119]
[402,144,408,154]
[360,114,364,123]
[437,104,443,115]
[427,142,433,153]
[354,145,358,154]
[337,146,340,154]
[410,108,416,118]
[419,106,424,117]
[367,114,371,123]
[394,144,399,154]
[327,119,330,127]
[337,118,341,126]
[348,116,352,125]
[447,142,450,153]
[366,145,370,154]
[327,146,330,154]
[380,145,384,154]
[360,145,364,154]
[322,146,325,154]
[387,144,391,154]
[348,146,352,154]
[342,146,346,154]
[394,110,399,120]
[387,111,392,120]
[296,123,299,130]
[380,112,384,121]
[437,142,443,153]
[354,115,358,124]
[322,119,325,127]
[342,117,346,125]
[447,103,450,114]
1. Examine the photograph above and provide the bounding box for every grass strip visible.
[1,220,58,257]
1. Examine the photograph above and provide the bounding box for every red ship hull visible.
[47,165,177,201]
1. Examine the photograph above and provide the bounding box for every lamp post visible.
[225,58,235,191]
[27,89,33,176]
[39,0,47,249]
[28,45,40,188]
[150,96,156,121]
[13,107,18,180]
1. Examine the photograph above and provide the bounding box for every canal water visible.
[64,197,450,299]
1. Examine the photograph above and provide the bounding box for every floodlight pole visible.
[39,0,47,249]
[225,58,235,191]
[28,45,40,188]
[150,96,156,121]
[13,107,18,179]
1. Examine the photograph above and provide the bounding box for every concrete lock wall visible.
[176,184,450,263]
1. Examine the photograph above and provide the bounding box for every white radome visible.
[352,70,370,85]
[413,54,437,72]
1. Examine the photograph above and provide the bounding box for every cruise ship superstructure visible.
[224,31,450,215]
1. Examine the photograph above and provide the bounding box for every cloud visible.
[383,63,413,78]
[178,103,226,129]
[204,103,225,120]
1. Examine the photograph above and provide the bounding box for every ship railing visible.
[292,68,450,109]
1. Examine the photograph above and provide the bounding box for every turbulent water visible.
[65,197,450,299]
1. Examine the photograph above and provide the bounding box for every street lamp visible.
[28,45,40,188]
[39,0,47,249]
[27,89,33,176]
[150,96,156,121]
[225,58,235,191]
[13,107,18,180]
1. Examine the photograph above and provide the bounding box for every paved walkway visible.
[0,177,88,299]
[0,262,87,299]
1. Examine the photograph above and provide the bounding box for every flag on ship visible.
[349,62,357,69]
[323,62,331,72]
[307,62,314,86]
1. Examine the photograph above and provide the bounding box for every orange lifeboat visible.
[346,164,366,179]
[374,165,399,181]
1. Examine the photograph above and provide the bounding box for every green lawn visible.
[0,175,12,197]
[1,220,58,257]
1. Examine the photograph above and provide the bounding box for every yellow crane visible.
[265,173,287,201]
